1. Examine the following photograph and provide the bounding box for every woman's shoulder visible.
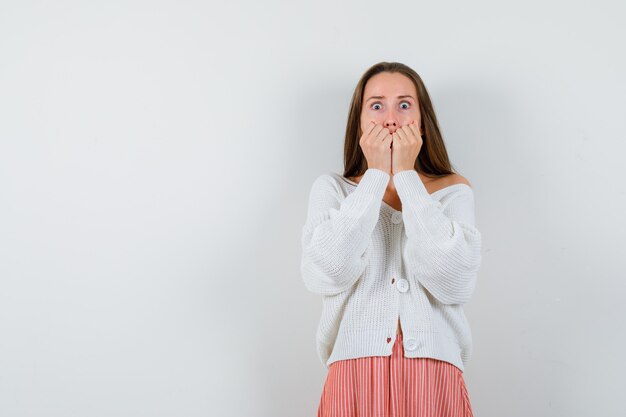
[421,173,474,201]
[443,173,472,188]
[306,172,349,198]
[418,172,473,193]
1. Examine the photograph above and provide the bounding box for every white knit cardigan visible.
[300,168,482,372]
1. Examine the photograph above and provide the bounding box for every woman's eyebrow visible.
[366,95,415,102]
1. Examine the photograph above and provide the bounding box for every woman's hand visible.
[360,120,392,176]
[391,120,423,175]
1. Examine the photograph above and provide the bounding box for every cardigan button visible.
[396,278,409,293]
[405,337,417,350]
[391,212,403,224]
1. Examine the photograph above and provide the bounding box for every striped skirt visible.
[317,329,474,417]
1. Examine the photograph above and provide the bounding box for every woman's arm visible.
[300,168,389,296]
[393,170,482,305]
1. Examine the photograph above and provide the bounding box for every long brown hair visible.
[343,61,457,180]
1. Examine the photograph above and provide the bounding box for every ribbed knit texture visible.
[300,168,482,372]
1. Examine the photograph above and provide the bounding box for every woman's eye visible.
[371,101,411,110]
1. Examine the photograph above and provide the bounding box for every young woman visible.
[300,61,482,417]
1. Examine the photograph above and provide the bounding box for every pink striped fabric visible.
[317,329,474,417]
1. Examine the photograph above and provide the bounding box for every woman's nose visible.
[385,120,397,133]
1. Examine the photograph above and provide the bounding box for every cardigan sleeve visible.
[300,168,390,296]
[393,169,482,305]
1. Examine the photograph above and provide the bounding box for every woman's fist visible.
[391,120,423,174]
[359,120,392,176]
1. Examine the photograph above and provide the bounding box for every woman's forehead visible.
[364,73,417,97]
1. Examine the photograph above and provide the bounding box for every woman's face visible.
[360,71,423,136]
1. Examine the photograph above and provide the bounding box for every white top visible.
[300,168,482,372]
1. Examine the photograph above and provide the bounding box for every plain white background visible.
[1,1,625,416]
